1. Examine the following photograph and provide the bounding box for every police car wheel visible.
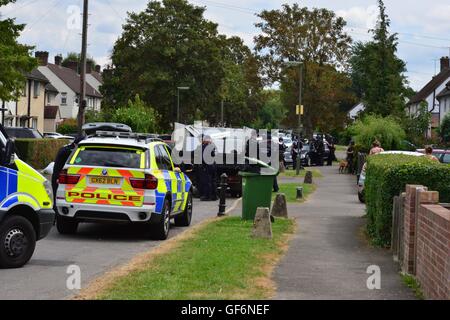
[175,192,193,227]
[0,215,36,269]
[56,216,78,235]
[149,199,171,240]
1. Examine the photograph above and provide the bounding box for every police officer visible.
[52,136,85,199]
[199,135,218,201]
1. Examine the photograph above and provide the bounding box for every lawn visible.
[274,183,316,203]
[93,217,295,300]
[280,168,323,178]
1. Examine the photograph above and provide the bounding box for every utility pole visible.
[77,0,89,134]
[296,63,303,176]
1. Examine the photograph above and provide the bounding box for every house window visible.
[47,93,51,104]
[33,81,40,98]
[22,82,27,97]
[61,93,67,105]
[31,118,37,129]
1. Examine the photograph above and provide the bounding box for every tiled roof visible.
[26,69,49,83]
[408,69,450,105]
[45,83,59,93]
[90,71,103,84]
[46,63,102,98]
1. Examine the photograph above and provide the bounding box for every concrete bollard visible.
[296,187,303,200]
[271,194,288,218]
[252,207,272,239]
[304,171,313,184]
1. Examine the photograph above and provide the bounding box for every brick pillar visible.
[402,185,439,274]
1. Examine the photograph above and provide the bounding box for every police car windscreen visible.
[74,147,142,168]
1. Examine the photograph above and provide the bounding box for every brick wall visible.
[400,185,449,300]
[416,204,450,300]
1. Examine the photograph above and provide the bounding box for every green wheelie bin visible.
[239,160,279,221]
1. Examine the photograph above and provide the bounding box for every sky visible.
[1,0,450,91]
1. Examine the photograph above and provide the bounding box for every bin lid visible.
[239,157,279,177]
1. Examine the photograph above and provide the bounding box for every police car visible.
[0,125,54,268]
[55,130,193,240]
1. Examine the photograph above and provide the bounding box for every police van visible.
[55,130,193,240]
[0,125,54,268]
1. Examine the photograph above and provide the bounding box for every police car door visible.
[155,145,184,213]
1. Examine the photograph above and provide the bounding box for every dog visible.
[339,160,348,174]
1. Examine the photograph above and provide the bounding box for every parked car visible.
[416,149,450,164]
[43,132,75,141]
[5,127,43,139]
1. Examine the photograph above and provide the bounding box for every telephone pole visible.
[77,0,89,134]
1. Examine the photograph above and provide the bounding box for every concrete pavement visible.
[273,165,416,300]
[0,199,221,300]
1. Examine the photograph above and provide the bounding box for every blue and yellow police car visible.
[0,126,54,268]
[55,131,193,240]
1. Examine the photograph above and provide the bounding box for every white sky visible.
[2,0,450,90]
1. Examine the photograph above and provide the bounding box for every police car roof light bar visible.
[95,131,162,143]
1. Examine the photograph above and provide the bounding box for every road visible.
[0,199,223,300]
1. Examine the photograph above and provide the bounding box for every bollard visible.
[296,187,304,200]
[217,173,228,217]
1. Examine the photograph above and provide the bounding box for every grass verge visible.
[77,216,295,300]
[280,169,323,178]
[401,274,425,300]
[274,183,316,203]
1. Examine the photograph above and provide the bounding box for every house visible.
[407,57,450,137]
[0,69,49,133]
[348,102,365,120]
[35,51,102,120]
[44,105,62,132]
[437,81,450,123]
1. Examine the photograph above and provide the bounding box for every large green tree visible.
[0,0,37,102]
[102,0,231,130]
[349,0,409,117]
[254,4,354,136]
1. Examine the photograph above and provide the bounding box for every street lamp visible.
[177,86,190,124]
[283,60,304,175]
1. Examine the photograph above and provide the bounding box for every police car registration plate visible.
[89,177,121,185]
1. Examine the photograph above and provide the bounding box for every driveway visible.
[0,199,221,300]
[273,165,416,300]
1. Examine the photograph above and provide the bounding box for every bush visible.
[348,115,406,152]
[15,139,69,170]
[109,95,159,133]
[365,154,450,247]
[57,119,78,135]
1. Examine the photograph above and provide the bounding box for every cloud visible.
[336,5,378,30]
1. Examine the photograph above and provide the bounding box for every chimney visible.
[35,51,49,66]
[86,63,92,74]
[441,57,450,72]
[66,60,79,73]
[55,55,62,66]
[95,65,101,73]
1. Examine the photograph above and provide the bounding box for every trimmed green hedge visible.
[365,154,450,247]
[15,139,70,170]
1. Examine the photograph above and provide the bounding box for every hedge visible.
[14,139,70,170]
[365,154,450,247]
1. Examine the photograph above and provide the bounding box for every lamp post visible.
[283,60,303,175]
[177,86,190,124]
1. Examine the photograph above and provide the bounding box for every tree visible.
[101,0,227,130]
[403,102,431,147]
[254,4,354,136]
[438,113,450,145]
[0,0,37,102]
[349,0,409,117]
[110,95,160,133]
[251,90,287,130]
[348,115,406,152]
[62,52,96,71]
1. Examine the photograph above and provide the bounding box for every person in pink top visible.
[369,140,384,155]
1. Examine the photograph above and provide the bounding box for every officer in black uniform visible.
[199,135,217,201]
[51,136,85,199]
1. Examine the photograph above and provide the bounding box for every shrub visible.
[15,139,69,170]
[348,115,406,152]
[57,119,78,135]
[109,95,160,133]
[365,154,450,247]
